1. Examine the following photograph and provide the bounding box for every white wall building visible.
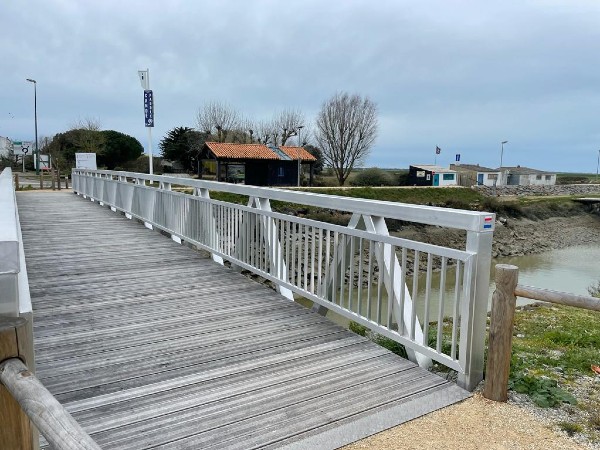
[0,136,11,158]
[500,166,557,186]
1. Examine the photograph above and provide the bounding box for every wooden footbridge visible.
[1,168,495,449]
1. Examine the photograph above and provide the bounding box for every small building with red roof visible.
[202,142,317,186]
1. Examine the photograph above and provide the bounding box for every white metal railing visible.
[72,169,495,390]
[0,168,31,317]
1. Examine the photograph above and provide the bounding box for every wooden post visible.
[15,173,19,191]
[0,316,33,449]
[65,175,69,189]
[39,171,43,190]
[484,264,519,402]
[56,168,61,191]
[51,170,56,190]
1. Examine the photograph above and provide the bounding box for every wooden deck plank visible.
[17,192,469,449]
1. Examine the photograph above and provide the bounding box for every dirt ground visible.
[343,394,586,450]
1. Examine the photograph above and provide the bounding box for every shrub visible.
[351,168,394,187]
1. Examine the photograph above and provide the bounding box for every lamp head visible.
[502,140,508,144]
[26,78,36,83]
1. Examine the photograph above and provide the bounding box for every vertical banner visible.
[144,90,154,127]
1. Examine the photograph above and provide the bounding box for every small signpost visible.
[13,141,33,173]
[138,69,154,175]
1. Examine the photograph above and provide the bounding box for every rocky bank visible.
[394,212,600,259]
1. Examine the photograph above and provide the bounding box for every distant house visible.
[201,142,317,186]
[499,166,556,186]
[0,136,11,158]
[450,163,503,187]
[408,165,458,187]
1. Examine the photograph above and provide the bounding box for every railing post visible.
[458,228,494,390]
[484,264,519,402]
[0,316,33,449]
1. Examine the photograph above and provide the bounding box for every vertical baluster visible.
[410,250,420,341]
[258,211,263,272]
[366,240,374,320]
[376,242,384,324]
[297,224,303,288]
[348,236,355,311]
[310,226,316,294]
[303,225,309,290]
[451,261,462,360]
[331,231,339,304]
[323,230,331,298]
[285,220,291,283]
[290,222,297,286]
[436,257,448,354]
[387,245,395,329]
[339,234,346,306]
[317,228,323,294]
[357,237,363,315]
[423,253,433,345]
[399,247,407,335]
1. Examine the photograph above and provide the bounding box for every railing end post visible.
[484,264,519,402]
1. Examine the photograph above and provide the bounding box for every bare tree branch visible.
[196,101,241,142]
[315,92,378,186]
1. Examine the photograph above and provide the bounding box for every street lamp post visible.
[26,79,39,175]
[296,126,304,187]
[500,140,508,168]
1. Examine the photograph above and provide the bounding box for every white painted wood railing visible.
[73,169,496,390]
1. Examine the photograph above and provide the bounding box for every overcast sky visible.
[2,1,599,172]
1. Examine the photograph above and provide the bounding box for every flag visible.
[138,70,149,90]
[435,146,441,155]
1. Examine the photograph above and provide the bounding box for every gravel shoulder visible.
[343,393,589,450]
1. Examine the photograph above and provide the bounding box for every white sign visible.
[12,141,33,156]
[34,155,51,170]
[75,153,97,170]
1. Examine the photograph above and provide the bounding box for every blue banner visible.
[455,154,460,162]
[144,90,154,127]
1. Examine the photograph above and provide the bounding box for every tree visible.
[99,130,144,169]
[273,109,305,145]
[159,126,210,173]
[304,144,324,174]
[68,117,105,154]
[196,101,241,143]
[315,92,378,186]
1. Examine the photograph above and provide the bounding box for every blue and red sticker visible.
[483,216,493,229]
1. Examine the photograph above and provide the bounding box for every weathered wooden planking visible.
[17,192,469,450]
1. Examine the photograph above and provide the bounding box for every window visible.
[545,175,552,180]
[426,174,431,181]
[277,167,285,177]
[536,175,542,180]
[416,170,425,177]
[487,174,498,180]
[443,173,455,180]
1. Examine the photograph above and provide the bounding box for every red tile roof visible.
[205,142,279,160]
[280,146,317,161]
[205,142,317,162]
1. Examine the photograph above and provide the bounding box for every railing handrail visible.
[0,168,31,316]
[72,169,496,232]
[0,168,19,274]
[0,358,100,450]
[515,284,600,311]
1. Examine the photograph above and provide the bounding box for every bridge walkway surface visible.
[17,191,469,450]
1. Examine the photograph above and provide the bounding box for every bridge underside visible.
[18,192,469,450]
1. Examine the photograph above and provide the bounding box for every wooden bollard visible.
[0,317,33,449]
[484,264,519,402]
[14,173,19,191]
[56,168,61,191]
[39,171,43,190]
[65,175,69,189]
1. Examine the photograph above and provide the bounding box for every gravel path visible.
[343,394,591,450]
